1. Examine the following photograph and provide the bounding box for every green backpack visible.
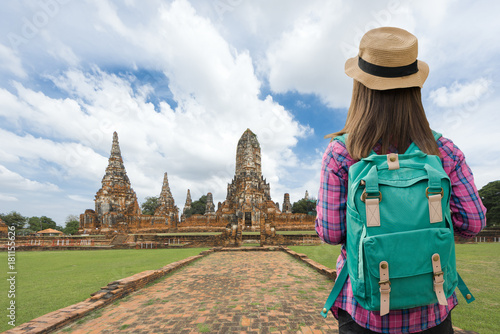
[321,132,474,318]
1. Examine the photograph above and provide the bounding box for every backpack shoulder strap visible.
[332,133,348,144]
[321,263,349,318]
[432,130,442,141]
[329,134,378,158]
[457,272,475,303]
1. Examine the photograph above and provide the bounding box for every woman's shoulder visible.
[328,137,352,159]
[323,138,357,173]
[436,135,463,157]
[436,135,466,171]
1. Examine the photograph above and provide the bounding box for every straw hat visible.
[345,27,429,90]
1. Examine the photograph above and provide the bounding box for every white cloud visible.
[0,194,18,202]
[42,33,80,66]
[429,78,492,108]
[0,164,60,192]
[428,80,499,190]
[68,195,90,202]
[0,128,107,182]
[0,43,26,78]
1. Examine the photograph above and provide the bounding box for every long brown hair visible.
[329,80,440,160]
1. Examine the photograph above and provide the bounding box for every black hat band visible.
[358,57,418,78]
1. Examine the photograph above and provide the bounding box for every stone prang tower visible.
[183,189,192,214]
[94,132,141,229]
[80,132,181,233]
[220,129,278,229]
[154,172,179,228]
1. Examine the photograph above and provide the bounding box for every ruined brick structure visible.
[205,192,216,215]
[282,193,292,213]
[154,172,180,228]
[0,218,8,238]
[183,190,192,213]
[94,131,141,231]
[217,129,280,230]
[79,132,178,234]
[180,189,192,222]
[80,129,315,235]
[179,129,314,233]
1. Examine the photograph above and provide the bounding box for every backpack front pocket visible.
[360,227,457,311]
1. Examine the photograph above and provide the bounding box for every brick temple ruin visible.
[79,129,315,235]
[0,218,8,238]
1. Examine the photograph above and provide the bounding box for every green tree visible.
[478,180,500,227]
[27,216,57,232]
[184,195,207,217]
[64,215,80,235]
[141,196,160,215]
[64,221,80,235]
[292,198,317,216]
[0,211,27,230]
[20,228,36,236]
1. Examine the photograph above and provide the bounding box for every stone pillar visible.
[205,192,215,215]
[183,189,192,214]
[235,216,243,247]
[282,193,292,214]
[260,215,266,246]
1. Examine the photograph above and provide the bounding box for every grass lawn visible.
[241,231,317,235]
[134,232,220,236]
[0,248,208,332]
[290,243,500,334]
[277,231,317,235]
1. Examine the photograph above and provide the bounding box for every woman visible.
[315,27,486,333]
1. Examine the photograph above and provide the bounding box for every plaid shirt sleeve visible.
[437,137,487,237]
[315,136,487,333]
[315,139,354,245]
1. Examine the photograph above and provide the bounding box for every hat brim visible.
[345,56,429,90]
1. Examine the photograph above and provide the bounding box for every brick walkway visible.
[55,251,339,334]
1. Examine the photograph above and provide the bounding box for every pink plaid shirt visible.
[316,136,486,333]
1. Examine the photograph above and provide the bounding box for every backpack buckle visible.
[378,279,391,286]
[361,190,382,202]
[433,270,444,278]
[425,187,443,199]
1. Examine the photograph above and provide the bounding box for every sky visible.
[0,0,499,226]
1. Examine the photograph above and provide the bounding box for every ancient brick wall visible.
[177,214,228,232]
[273,213,316,231]
[0,218,9,238]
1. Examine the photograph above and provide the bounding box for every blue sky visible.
[0,0,499,226]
